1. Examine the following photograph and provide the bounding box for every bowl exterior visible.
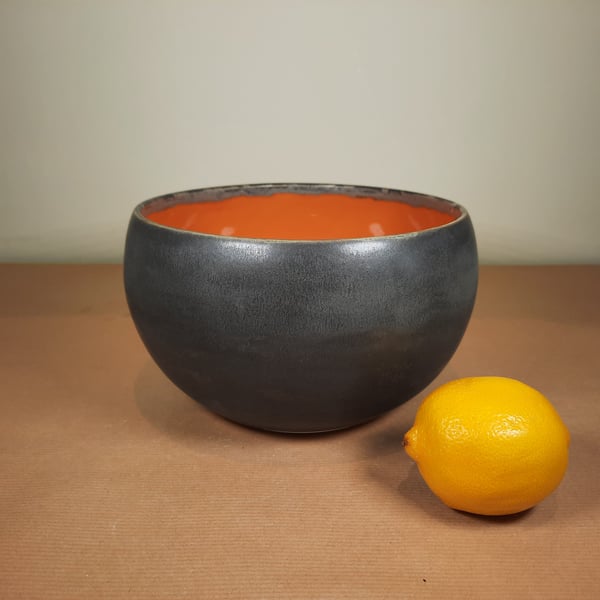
[124,192,477,432]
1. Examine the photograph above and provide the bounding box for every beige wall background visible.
[1,0,599,264]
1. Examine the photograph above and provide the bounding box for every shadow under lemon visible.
[365,429,566,527]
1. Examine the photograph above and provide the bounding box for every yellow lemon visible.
[403,377,570,516]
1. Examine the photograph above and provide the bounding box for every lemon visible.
[403,377,570,516]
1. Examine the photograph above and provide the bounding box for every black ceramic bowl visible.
[124,183,478,433]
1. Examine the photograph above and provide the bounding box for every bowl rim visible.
[131,182,471,243]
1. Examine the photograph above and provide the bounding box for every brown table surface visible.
[1,264,599,599]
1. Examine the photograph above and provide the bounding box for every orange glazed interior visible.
[146,193,457,240]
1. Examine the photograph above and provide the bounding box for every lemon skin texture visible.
[404,377,570,516]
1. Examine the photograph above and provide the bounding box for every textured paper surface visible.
[1,265,599,599]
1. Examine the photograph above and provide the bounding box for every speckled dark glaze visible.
[124,183,478,433]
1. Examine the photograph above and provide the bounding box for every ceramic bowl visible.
[124,183,478,433]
